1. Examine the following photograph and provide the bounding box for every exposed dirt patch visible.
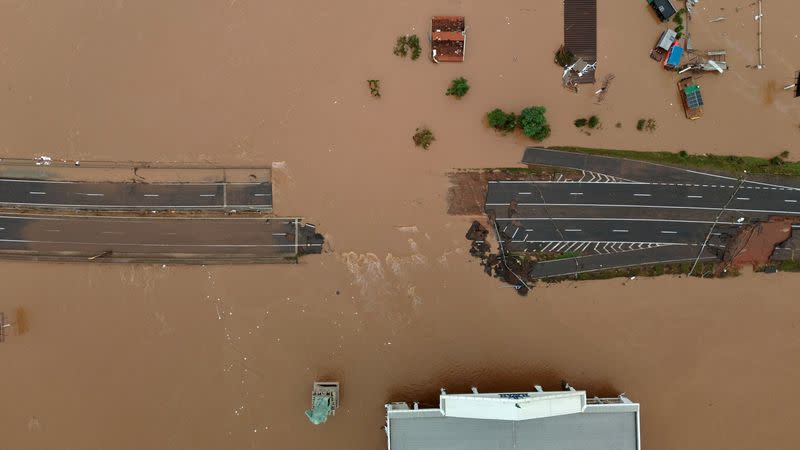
[725,217,798,268]
[447,166,583,215]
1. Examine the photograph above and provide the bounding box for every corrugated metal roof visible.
[388,410,638,450]
[666,46,683,66]
[564,0,597,84]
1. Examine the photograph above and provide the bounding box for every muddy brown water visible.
[1,1,800,449]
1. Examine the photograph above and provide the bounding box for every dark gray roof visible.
[388,410,638,450]
[649,0,677,21]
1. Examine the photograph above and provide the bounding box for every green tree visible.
[518,106,551,141]
[574,118,588,128]
[413,127,435,150]
[487,109,517,133]
[407,35,422,60]
[587,115,600,129]
[393,36,408,57]
[446,77,470,98]
[554,45,576,67]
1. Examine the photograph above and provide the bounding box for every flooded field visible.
[1,1,800,449]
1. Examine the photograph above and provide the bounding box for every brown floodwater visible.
[1,1,800,449]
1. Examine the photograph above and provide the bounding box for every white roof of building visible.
[386,391,640,450]
[441,391,586,421]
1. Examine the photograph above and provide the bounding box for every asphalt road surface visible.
[529,245,720,279]
[522,147,800,189]
[487,181,800,217]
[485,148,800,279]
[0,179,272,210]
[0,214,321,263]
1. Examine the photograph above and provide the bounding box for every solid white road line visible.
[144,194,160,197]
[486,203,800,215]
[199,194,216,197]
[687,195,703,199]
[786,199,798,203]
[661,231,678,234]
[29,191,46,195]
[495,217,742,225]
[0,238,318,248]
[633,193,652,197]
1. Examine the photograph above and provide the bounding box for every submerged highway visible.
[0,179,273,210]
[484,148,800,279]
[0,214,322,263]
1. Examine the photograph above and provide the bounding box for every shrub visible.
[407,35,422,60]
[587,115,600,129]
[679,150,689,158]
[770,156,784,166]
[673,9,685,25]
[615,122,622,128]
[487,109,517,133]
[393,36,408,57]
[446,77,470,98]
[637,118,657,132]
[367,79,381,98]
[518,106,551,141]
[574,118,588,128]
[554,45,576,67]
[394,35,422,60]
[413,127,435,150]
[780,150,790,158]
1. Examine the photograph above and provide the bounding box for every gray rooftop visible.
[388,409,638,450]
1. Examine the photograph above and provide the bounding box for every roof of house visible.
[656,29,677,50]
[666,45,684,66]
[684,84,704,108]
[649,0,678,20]
[387,408,639,450]
[431,16,466,62]
[796,72,800,98]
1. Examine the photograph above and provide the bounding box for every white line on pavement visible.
[487,203,800,215]
[612,229,629,233]
[495,217,742,225]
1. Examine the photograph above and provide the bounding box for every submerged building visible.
[385,385,640,450]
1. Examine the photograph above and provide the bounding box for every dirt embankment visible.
[724,217,799,268]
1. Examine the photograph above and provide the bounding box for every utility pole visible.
[755,0,764,69]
